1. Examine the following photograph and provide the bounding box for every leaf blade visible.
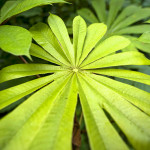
[30,43,63,65]
[78,74,129,150]
[82,73,150,149]
[106,0,124,28]
[73,16,87,65]
[28,74,78,150]
[0,74,72,150]
[0,0,66,24]
[115,25,150,35]
[0,72,69,109]
[48,14,75,66]
[82,51,150,69]
[81,36,130,67]
[79,23,107,65]
[77,8,99,24]
[91,0,106,23]
[88,68,150,86]
[30,23,70,66]
[0,64,65,83]
[0,25,32,57]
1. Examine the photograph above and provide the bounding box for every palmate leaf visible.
[0,14,150,150]
[77,0,150,53]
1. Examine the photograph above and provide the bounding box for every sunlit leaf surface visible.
[0,14,150,150]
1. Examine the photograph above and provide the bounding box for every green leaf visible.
[0,74,73,150]
[79,23,107,65]
[30,43,63,65]
[122,42,138,52]
[81,36,130,67]
[88,68,150,86]
[28,75,78,150]
[0,25,32,57]
[73,16,87,65]
[1,14,150,150]
[106,0,124,28]
[133,66,150,92]
[83,73,150,149]
[134,40,150,53]
[0,64,65,83]
[91,0,106,23]
[138,32,150,44]
[77,8,99,24]
[146,19,150,23]
[48,14,75,66]
[113,8,150,32]
[78,75,128,150]
[88,73,150,115]
[115,25,150,34]
[110,5,141,30]
[0,0,66,24]
[30,22,70,66]
[82,51,150,69]
[0,72,69,109]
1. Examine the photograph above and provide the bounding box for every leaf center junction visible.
[73,68,78,73]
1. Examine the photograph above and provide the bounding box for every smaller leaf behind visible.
[0,0,66,24]
[106,0,124,28]
[138,32,150,44]
[110,5,141,30]
[115,25,150,35]
[77,8,99,24]
[113,8,150,32]
[91,0,106,23]
[0,25,32,58]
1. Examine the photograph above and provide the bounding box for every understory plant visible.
[0,0,65,57]
[77,0,150,53]
[0,14,150,150]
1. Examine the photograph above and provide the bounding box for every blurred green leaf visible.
[0,25,32,57]
[138,32,150,44]
[0,0,66,24]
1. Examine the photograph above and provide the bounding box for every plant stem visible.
[19,56,41,78]
[72,115,81,150]
[19,56,28,64]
